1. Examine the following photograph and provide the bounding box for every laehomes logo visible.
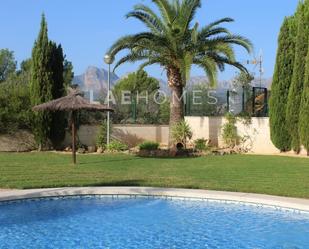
[97,90,219,106]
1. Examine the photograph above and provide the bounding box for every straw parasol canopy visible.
[33,89,113,164]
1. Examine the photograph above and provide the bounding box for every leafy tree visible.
[113,70,160,123]
[0,70,32,134]
[270,16,296,152]
[107,0,252,146]
[286,1,309,153]
[0,49,16,83]
[114,70,159,94]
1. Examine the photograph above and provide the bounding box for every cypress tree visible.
[286,1,309,153]
[270,16,296,152]
[49,42,66,148]
[30,14,53,149]
[299,38,309,154]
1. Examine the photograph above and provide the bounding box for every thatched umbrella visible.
[33,89,113,164]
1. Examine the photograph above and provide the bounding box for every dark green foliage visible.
[63,59,74,88]
[113,70,162,124]
[113,69,159,94]
[299,37,309,152]
[30,15,53,148]
[49,42,66,148]
[286,2,309,152]
[30,15,68,149]
[0,49,16,83]
[139,141,159,151]
[158,98,170,124]
[270,16,296,152]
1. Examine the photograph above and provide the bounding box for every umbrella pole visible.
[72,111,77,164]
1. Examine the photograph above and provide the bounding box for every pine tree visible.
[30,14,53,149]
[286,1,309,153]
[49,42,66,148]
[270,16,296,152]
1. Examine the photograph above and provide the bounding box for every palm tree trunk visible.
[167,66,184,147]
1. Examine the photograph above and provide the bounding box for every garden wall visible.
[186,117,279,154]
[63,124,169,148]
[62,117,307,155]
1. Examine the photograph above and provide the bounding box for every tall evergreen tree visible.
[30,14,53,149]
[299,40,309,154]
[270,16,296,152]
[49,42,66,147]
[63,59,74,89]
[286,1,309,153]
[30,15,67,149]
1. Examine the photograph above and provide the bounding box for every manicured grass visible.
[0,152,308,198]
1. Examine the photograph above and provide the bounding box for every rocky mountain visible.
[73,66,119,99]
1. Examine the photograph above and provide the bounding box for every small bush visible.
[194,138,209,151]
[96,121,112,149]
[171,120,193,148]
[107,140,128,152]
[222,113,240,148]
[139,141,159,151]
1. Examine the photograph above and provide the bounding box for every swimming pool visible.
[0,196,308,249]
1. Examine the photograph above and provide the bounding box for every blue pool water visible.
[0,196,309,249]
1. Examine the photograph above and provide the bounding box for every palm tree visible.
[107,0,252,145]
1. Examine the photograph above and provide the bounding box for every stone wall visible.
[0,130,36,152]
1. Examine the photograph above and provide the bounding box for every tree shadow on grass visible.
[78,156,143,166]
[87,179,146,187]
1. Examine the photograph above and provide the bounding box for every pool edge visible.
[0,187,309,212]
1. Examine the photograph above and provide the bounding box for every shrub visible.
[194,138,209,151]
[107,140,128,152]
[0,81,32,134]
[171,120,193,148]
[139,141,159,151]
[96,121,108,148]
[222,113,239,148]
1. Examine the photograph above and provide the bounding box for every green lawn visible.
[0,152,308,198]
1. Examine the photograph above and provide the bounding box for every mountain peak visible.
[73,66,119,93]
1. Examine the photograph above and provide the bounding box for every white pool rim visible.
[1,187,309,213]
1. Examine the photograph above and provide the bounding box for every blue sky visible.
[0,0,299,80]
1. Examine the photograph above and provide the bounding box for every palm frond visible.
[152,0,176,24]
[203,17,234,31]
[179,0,201,34]
[194,57,218,87]
[113,54,147,72]
[126,11,163,34]
[204,34,253,53]
[133,4,167,32]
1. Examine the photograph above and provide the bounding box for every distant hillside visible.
[73,66,272,100]
[73,66,119,99]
